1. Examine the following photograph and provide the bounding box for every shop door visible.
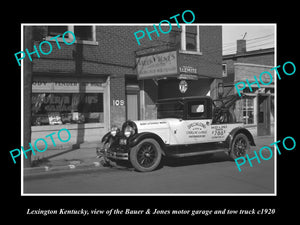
[126,94,138,121]
[257,95,270,136]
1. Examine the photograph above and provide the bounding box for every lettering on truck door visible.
[182,120,211,144]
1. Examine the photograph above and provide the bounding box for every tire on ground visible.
[229,133,250,160]
[130,138,162,172]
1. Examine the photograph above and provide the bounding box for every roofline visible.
[223,47,274,59]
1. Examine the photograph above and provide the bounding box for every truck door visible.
[180,99,213,144]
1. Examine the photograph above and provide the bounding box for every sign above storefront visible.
[136,50,178,79]
[178,74,198,80]
[32,81,105,92]
[178,65,198,80]
[179,65,197,74]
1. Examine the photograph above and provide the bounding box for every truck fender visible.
[128,132,167,156]
[225,127,256,149]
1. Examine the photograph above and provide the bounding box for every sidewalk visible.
[24,142,104,178]
[24,135,275,178]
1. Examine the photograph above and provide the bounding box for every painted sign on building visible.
[136,50,178,79]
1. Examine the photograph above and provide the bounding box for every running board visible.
[169,149,225,158]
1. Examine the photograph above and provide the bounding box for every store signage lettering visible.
[137,51,177,79]
[178,65,198,80]
[179,65,197,74]
[32,81,102,87]
[178,74,198,80]
[32,94,99,113]
[14,31,76,66]
[235,136,296,172]
[235,61,296,97]
[9,128,71,164]
[32,81,103,93]
[134,10,195,45]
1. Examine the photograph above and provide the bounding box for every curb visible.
[23,160,105,179]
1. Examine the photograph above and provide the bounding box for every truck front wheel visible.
[130,138,162,172]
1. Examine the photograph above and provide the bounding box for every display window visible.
[242,97,254,124]
[31,93,104,126]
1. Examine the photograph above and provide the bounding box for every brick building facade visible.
[222,39,275,136]
[29,24,222,148]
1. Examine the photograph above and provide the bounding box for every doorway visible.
[126,93,139,121]
[257,94,271,136]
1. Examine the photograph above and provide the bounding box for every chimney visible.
[237,39,246,54]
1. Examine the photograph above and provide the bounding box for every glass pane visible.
[191,104,204,113]
[74,26,93,41]
[248,110,254,124]
[188,101,208,118]
[247,98,253,107]
[169,31,181,48]
[48,26,68,36]
[32,93,104,126]
[157,101,184,119]
[186,32,197,51]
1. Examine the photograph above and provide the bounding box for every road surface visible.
[23,148,275,195]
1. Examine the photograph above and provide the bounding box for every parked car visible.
[96,96,255,172]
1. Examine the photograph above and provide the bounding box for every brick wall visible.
[110,75,126,127]
[222,49,274,96]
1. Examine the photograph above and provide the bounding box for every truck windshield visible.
[157,101,184,119]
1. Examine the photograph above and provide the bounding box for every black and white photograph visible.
[20,23,276,195]
[4,5,298,221]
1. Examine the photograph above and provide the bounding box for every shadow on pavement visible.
[163,152,231,168]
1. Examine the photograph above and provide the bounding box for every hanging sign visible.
[136,51,178,79]
[179,80,188,93]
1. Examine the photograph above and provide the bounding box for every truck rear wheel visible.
[229,133,250,160]
[130,138,162,172]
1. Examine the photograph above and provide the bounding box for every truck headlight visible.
[124,125,135,138]
[110,126,120,137]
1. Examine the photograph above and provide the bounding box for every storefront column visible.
[110,75,126,127]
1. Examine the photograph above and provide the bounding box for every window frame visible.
[242,97,254,124]
[46,25,98,45]
[186,99,211,120]
[31,92,105,126]
[180,25,202,55]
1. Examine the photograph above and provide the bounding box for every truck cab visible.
[156,96,243,145]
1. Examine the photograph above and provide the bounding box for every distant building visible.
[222,39,275,136]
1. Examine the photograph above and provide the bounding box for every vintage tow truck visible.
[96,95,255,172]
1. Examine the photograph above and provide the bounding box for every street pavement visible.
[23,135,276,194]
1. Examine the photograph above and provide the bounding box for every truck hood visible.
[133,118,179,132]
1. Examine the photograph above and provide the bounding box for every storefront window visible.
[242,98,254,124]
[32,93,104,126]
